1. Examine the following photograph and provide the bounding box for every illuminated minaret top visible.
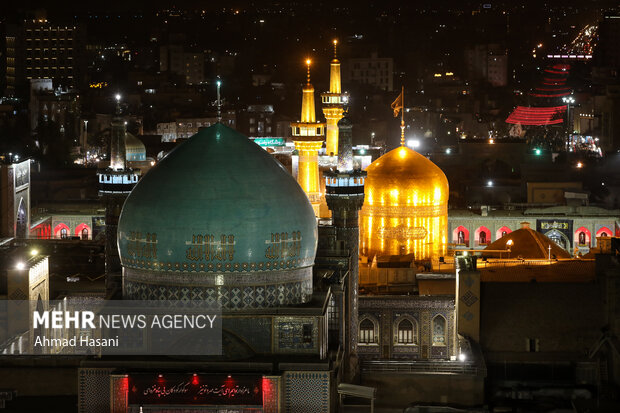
[322,40,349,156]
[291,59,325,216]
[109,94,127,171]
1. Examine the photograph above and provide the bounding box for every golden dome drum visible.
[360,145,449,261]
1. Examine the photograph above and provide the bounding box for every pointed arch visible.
[474,226,491,246]
[574,226,591,247]
[452,226,469,246]
[393,315,418,345]
[54,223,70,239]
[75,223,91,240]
[358,314,379,345]
[495,226,512,241]
[432,314,447,346]
[596,226,612,238]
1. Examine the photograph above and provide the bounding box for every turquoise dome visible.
[118,123,317,274]
[125,132,146,161]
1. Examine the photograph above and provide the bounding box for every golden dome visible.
[360,145,449,261]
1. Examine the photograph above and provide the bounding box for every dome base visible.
[123,266,312,310]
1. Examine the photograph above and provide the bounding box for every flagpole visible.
[400,85,405,146]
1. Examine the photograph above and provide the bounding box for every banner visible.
[128,373,263,406]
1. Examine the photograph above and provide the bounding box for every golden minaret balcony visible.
[321,40,349,157]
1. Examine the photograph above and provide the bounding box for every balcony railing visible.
[361,360,483,376]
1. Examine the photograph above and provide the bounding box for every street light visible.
[562,96,576,144]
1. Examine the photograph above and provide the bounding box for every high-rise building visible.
[464,43,507,87]
[345,52,393,91]
[321,40,349,156]
[5,15,84,97]
[595,13,620,70]
[291,59,325,216]
[159,45,205,85]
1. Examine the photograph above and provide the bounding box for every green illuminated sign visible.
[253,137,285,147]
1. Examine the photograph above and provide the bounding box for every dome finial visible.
[333,39,338,59]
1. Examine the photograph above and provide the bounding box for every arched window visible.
[359,318,377,345]
[60,228,68,239]
[453,226,469,246]
[81,228,89,240]
[432,315,446,346]
[573,227,591,247]
[396,319,417,345]
[475,226,491,246]
[596,227,612,239]
[496,226,511,241]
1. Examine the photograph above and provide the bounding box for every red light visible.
[192,374,199,385]
[121,376,129,392]
[262,377,272,403]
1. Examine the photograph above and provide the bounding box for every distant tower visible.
[322,40,349,156]
[97,95,139,298]
[324,114,366,379]
[291,59,326,216]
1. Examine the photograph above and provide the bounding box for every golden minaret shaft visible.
[291,59,325,216]
[321,40,348,156]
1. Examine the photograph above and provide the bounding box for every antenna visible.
[216,78,222,123]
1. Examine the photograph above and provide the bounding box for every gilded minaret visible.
[291,59,326,216]
[321,40,349,156]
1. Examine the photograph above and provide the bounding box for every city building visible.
[5,14,84,97]
[448,205,619,255]
[28,78,80,136]
[594,13,620,71]
[157,112,236,142]
[237,104,275,137]
[344,52,394,91]
[159,45,205,85]
[464,44,508,87]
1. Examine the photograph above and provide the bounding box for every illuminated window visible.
[81,228,89,240]
[396,318,417,345]
[432,315,446,346]
[328,295,339,330]
[359,318,377,344]
[60,228,68,239]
